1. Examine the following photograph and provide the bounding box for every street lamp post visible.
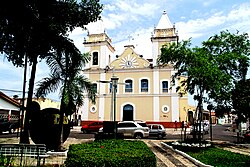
[111,76,119,139]
[207,105,213,141]
[98,75,119,139]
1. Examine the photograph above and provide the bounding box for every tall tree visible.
[158,30,249,142]
[158,41,225,141]
[0,0,102,143]
[35,52,96,150]
[203,30,250,122]
[232,79,250,122]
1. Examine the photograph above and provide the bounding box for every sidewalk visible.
[165,128,191,135]
[71,126,81,132]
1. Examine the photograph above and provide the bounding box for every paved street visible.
[0,124,249,167]
[0,124,242,143]
[68,124,241,144]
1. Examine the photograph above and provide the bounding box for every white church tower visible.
[83,19,115,69]
[151,11,179,66]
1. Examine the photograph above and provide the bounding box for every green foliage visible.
[0,0,103,143]
[187,147,250,167]
[65,140,156,167]
[232,79,250,121]
[35,52,96,116]
[0,156,15,166]
[158,30,250,120]
[166,142,250,167]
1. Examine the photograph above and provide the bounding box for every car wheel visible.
[134,133,143,139]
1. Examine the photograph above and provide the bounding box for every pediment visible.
[109,47,150,69]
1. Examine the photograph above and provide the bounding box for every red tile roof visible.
[0,91,21,107]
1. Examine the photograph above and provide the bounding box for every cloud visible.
[176,3,250,42]
[101,0,160,31]
[68,27,87,53]
[112,27,153,59]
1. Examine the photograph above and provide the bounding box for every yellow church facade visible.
[79,11,195,127]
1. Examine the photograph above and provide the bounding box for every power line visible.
[0,88,27,93]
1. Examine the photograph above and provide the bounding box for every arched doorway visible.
[123,104,133,121]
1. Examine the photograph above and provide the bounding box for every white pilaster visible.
[98,97,105,120]
[153,97,159,121]
[81,97,89,120]
[100,45,106,69]
[171,96,179,122]
[152,41,159,66]
[153,70,159,121]
[98,73,106,120]
[153,70,159,94]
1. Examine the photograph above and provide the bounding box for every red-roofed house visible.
[0,91,20,121]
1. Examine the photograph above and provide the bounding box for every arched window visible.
[162,81,168,93]
[125,79,133,92]
[92,52,98,65]
[141,79,148,92]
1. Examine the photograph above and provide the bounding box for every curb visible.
[160,142,213,167]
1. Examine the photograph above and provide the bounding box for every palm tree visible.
[35,52,96,150]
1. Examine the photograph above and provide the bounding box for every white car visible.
[99,121,149,139]
[190,121,209,134]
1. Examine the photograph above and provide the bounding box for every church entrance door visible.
[123,104,133,121]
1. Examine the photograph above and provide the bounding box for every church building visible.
[79,11,195,127]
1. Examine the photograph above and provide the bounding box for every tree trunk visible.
[57,85,67,151]
[20,56,38,144]
[198,97,203,145]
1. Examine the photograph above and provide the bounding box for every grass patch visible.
[166,142,250,167]
[188,147,250,167]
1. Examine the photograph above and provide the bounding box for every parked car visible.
[99,121,149,139]
[147,124,166,139]
[243,131,250,142]
[118,121,149,139]
[0,118,19,134]
[190,121,209,134]
[81,121,103,134]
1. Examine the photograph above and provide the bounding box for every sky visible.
[0,0,250,106]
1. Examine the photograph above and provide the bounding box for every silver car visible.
[117,121,149,139]
[147,124,166,139]
[99,121,149,139]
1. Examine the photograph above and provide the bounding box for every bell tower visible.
[83,19,115,69]
[151,11,178,66]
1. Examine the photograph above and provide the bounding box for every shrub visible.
[65,139,156,167]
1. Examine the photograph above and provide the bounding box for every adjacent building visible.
[0,91,20,121]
